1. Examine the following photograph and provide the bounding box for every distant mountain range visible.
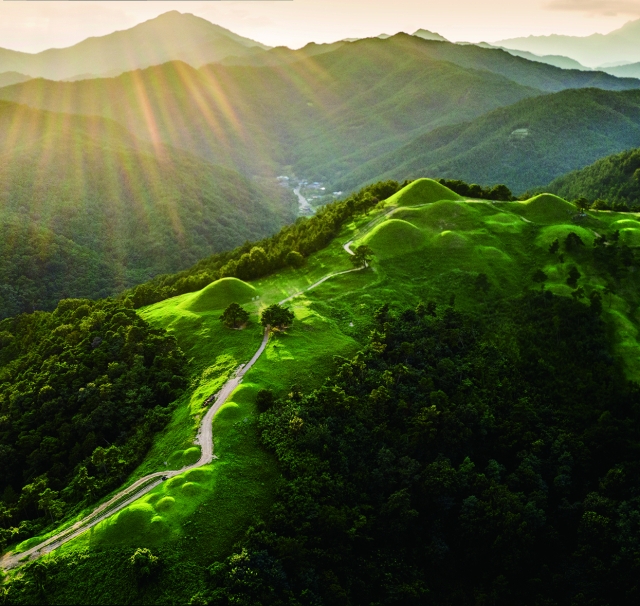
[3,31,637,184]
[0,11,269,80]
[0,72,31,88]
[498,18,640,68]
[3,12,640,315]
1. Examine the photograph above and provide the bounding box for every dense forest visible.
[0,298,186,549]
[546,147,640,209]
[206,293,640,605]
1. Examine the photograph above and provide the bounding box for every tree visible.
[566,266,581,289]
[350,245,374,268]
[549,239,560,255]
[37,488,65,523]
[75,466,97,500]
[220,303,250,329]
[565,232,585,252]
[129,548,160,578]
[575,197,591,214]
[590,291,603,314]
[532,269,547,290]
[571,286,586,301]
[475,273,490,293]
[286,251,304,269]
[260,304,294,331]
[256,389,275,413]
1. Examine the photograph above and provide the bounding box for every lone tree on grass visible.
[261,303,294,331]
[220,303,249,329]
[350,245,374,268]
[575,197,591,214]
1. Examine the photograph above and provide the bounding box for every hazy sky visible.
[1,0,640,53]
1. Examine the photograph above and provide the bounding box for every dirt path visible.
[1,214,384,570]
[4,197,483,570]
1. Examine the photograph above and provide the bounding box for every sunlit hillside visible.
[0,100,296,318]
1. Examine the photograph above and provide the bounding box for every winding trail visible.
[1,205,393,570]
[2,196,502,569]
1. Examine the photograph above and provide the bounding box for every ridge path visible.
[1,198,426,570]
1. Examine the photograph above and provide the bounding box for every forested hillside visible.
[0,101,296,319]
[545,148,640,207]
[0,297,186,550]
[333,88,640,193]
[0,36,542,177]
[208,296,640,604]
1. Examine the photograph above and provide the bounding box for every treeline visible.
[205,293,640,604]
[437,178,516,201]
[0,298,186,549]
[125,180,405,309]
[546,147,640,209]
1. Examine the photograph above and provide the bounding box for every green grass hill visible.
[9,180,640,604]
[361,219,426,259]
[517,193,577,224]
[181,278,258,313]
[385,177,463,206]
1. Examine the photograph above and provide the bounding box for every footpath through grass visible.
[9,180,640,603]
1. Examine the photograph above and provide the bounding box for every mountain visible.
[4,33,640,187]
[0,100,296,318]
[498,48,588,71]
[0,72,30,88]
[220,40,346,67]
[603,62,640,79]
[0,36,542,180]
[413,28,448,42]
[331,88,640,193]
[0,11,269,80]
[544,148,640,206]
[497,18,640,67]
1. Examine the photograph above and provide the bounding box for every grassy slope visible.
[333,88,640,194]
[10,180,640,603]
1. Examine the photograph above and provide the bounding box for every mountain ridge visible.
[0,11,270,80]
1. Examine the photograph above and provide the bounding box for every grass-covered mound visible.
[397,199,481,231]
[519,193,576,224]
[385,178,462,207]
[181,278,257,313]
[361,219,425,259]
[535,224,595,249]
